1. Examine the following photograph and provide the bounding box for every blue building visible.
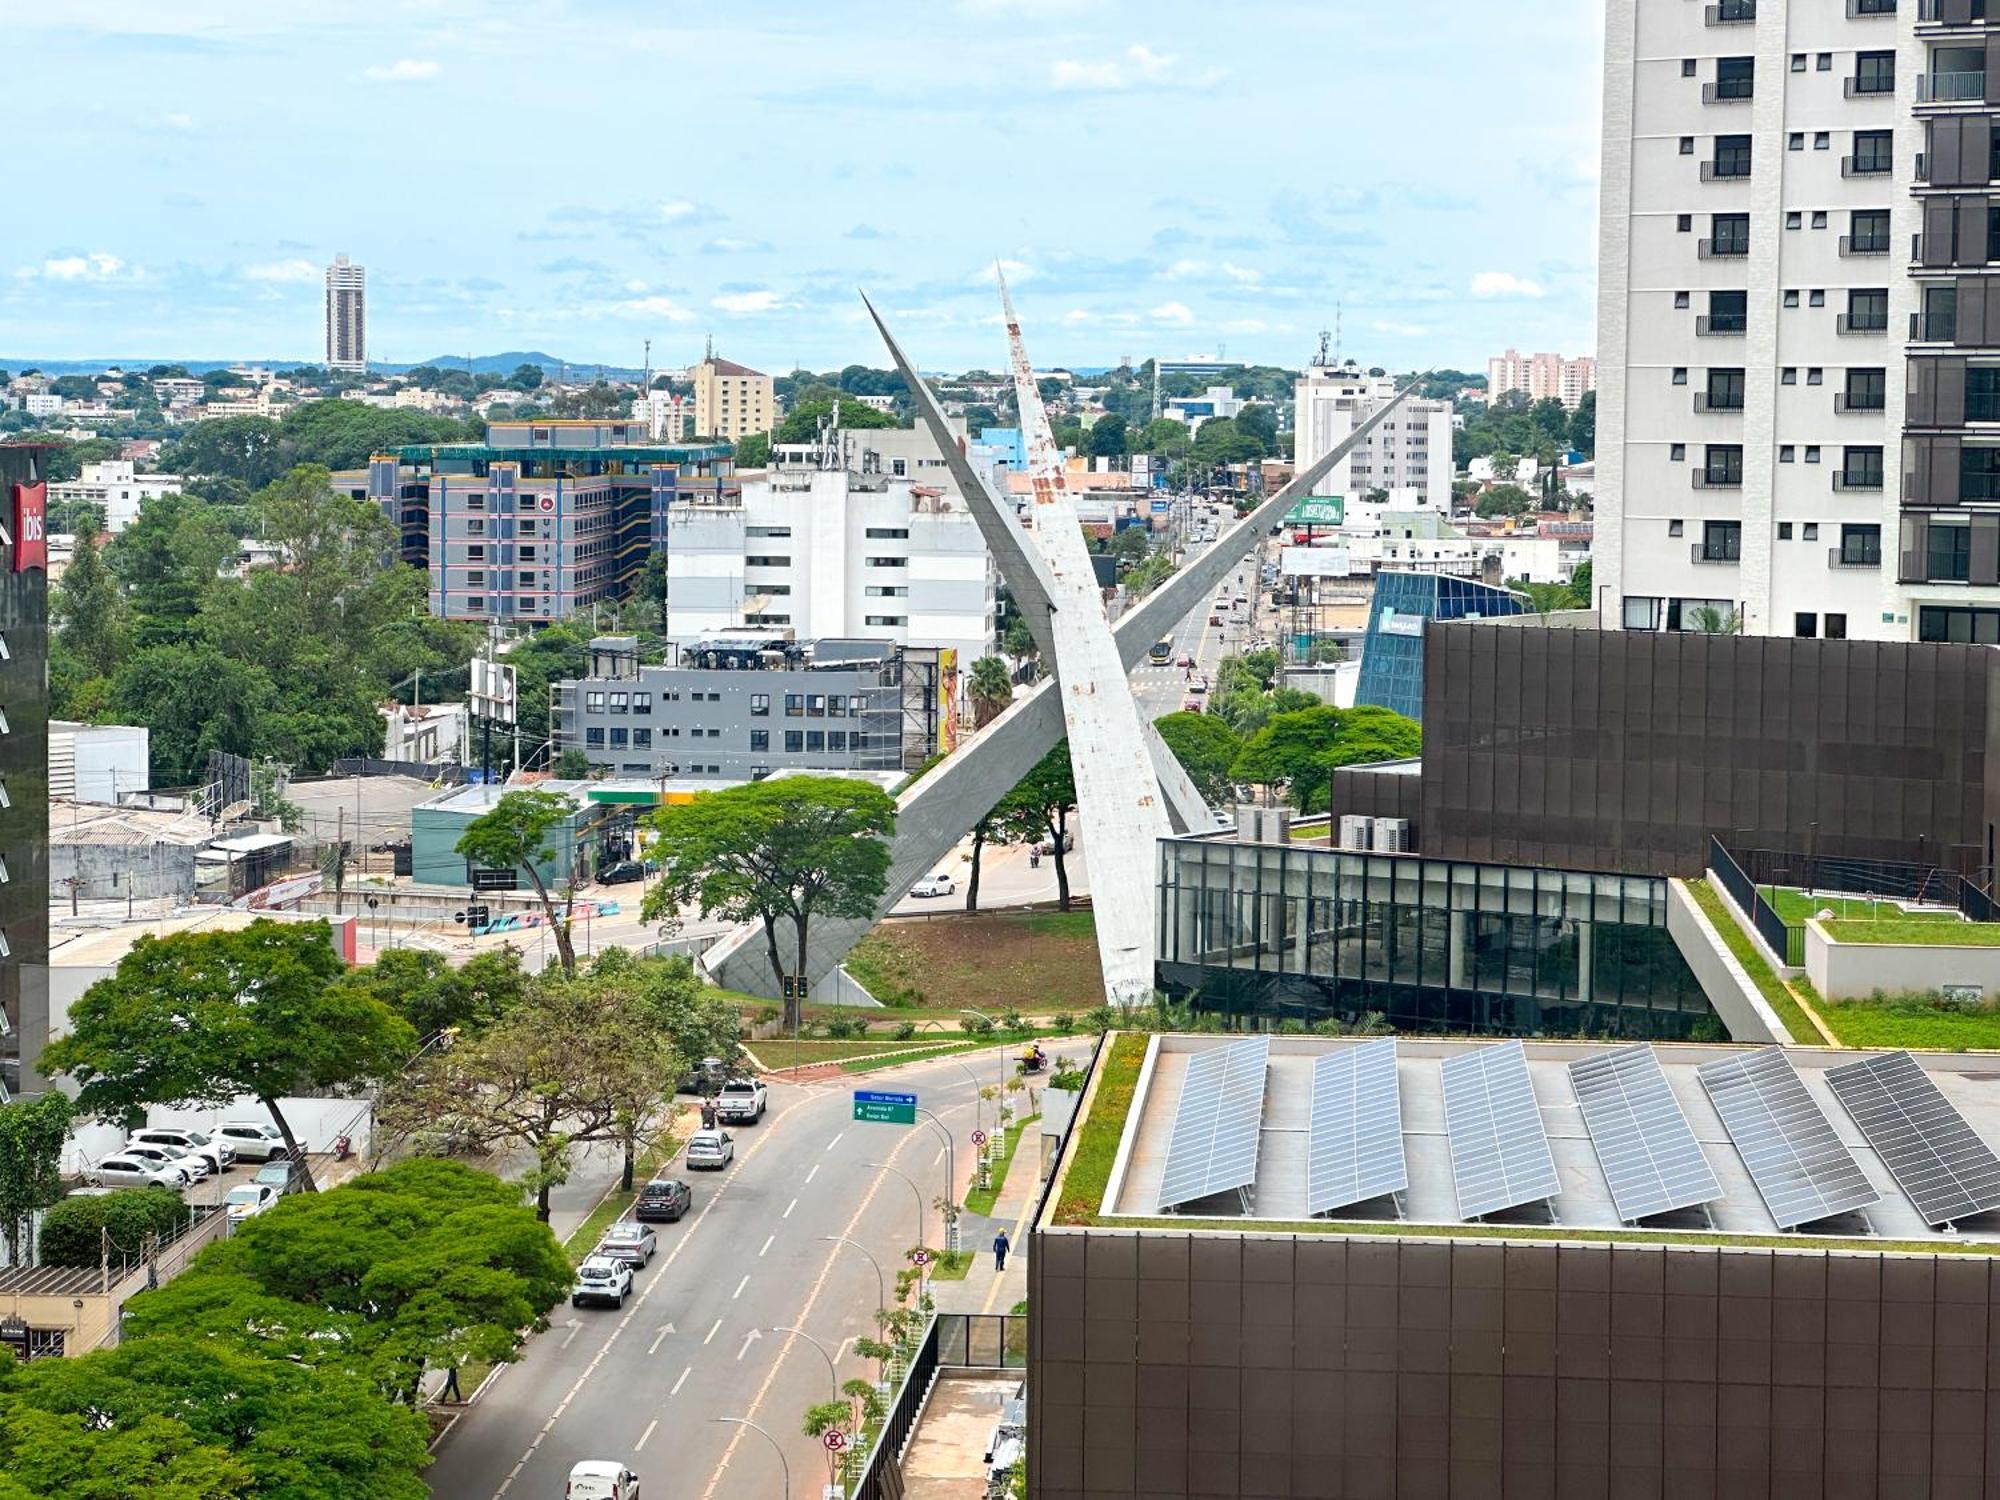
[1354,572,1530,722]
[972,427,1026,471]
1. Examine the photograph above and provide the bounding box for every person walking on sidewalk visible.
[992,1228,1010,1272]
[440,1367,464,1403]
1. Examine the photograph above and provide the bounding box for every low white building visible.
[48,720,149,804]
[47,460,187,534]
[20,392,63,418]
[381,702,467,764]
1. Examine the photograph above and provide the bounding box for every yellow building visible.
[692,356,775,443]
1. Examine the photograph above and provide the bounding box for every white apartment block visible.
[46,461,187,534]
[1599,0,2000,644]
[1294,365,1454,509]
[663,462,995,680]
[1488,349,1599,409]
[324,254,366,373]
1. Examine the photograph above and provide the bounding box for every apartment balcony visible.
[1693,392,1745,412]
[1916,151,1930,181]
[1696,315,1748,336]
[1834,393,1888,413]
[1833,471,1886,490]
[1691,471,1744,490]
[1702,80,1755,103]
[1705,0,1757,18]
[1837,313,1890,335]
[1830,545,1885,568]
[1845,75,1897,98]
[1910,312,1958,340]
[1841,154,1893,177]
[1918,0,1985,21]
[1839,235,1891,257]
[1699,160,1752,182]
[1690,542,1743,563]
[1698,238,1750,259]
[1848,0,1896,13]
[1916,70,1987,102]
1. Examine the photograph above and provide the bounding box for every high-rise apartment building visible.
[1487,348,1598,409]
[692,356,775,443]
[324,254,366,373]
[1294,364,1455,509]
[0,444,51,1100]
[1596,0,2000,642]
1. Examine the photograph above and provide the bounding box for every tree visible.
[1568,390,1596,457]
[1085,413,1128,458]
[0,1093,73,1263]
[1231,704,1423,812]
[965,810,1001,913]
[107,644,275,783]
[105,492,240,644]
[0,1399,253,1498]
[50,531,126,679]
[159,415,283,488]
[968,653,1013,730]
[642,778,895,1028]
[734,431,771,468]
[1136,417,1190,459]
[329,945,532,1042]
[1000,614,1040,677]
[35,1187,190,1269]
[455,790,583,975]
[995,742,1078,910]
[555,747,593,779]
[1235,403,1278,447]
[1107,525,1151,564]
[1152,711,1244,805]
[772,396,898,444]
[508,363,545,391]
[1474,484,1534,519]
[40,919,416,1168]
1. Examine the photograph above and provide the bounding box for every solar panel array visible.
[1825,1050,2000,1228]
[1306,1039,1408,1215]
[1439,1040,1561,1219]
[1696,1049,1878,1229]
[1157,1035,1271,1210]
[1569,1045,1722,1223]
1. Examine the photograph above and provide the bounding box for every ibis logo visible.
[11,483,45,574]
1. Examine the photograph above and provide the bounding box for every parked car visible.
[566,1460,641,1499]
[634,1177,692,1223]
[684,1129,735,1171]
[224,1183,281,1223]
[595,1222,659,1268]
[216,1122,289,1162]
[130,1127,235,1174]
[571,1255,634,1308]
[118,1141,210,1182]
[715,1079,767,1125]
[254,1159,307,1195]
[89,1154,188,1190]
[598,860,646,886]
[676,1056,729,1095]
[909,873,956,898]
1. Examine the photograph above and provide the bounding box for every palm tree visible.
[968,653,1014,729]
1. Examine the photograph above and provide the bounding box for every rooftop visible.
[50,798,211,847]
[1062,1033,2000,1250]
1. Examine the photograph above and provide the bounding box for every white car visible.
[571,1255,634,1309]
[566,1460,641,1500]
[119,1141,210,1182]
[89,1154,189,1190]
[224,1183,281,1223]
[684,1129,734,1171]
[215,1122,289,1162]
[909,873,956,898]
[130,1127,235,1174]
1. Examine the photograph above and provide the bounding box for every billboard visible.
[1279,546,1353,578]
[1283,497,1344,527]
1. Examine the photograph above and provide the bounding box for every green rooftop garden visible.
[1759,887,1954,925]
[1686,879,1820,1043]
[1821,918,2000,946]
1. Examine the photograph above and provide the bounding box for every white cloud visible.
[364,58,440,83]
[704,237,770,254]
[621,295,695,322]
[658,200,701,222]
[623,278,650,293]
[1126,44,1175,81]
[1222,318,1270,335]
[34,252,124,281]
[1470,270,1546,299]
[1372,319,1431,338]
[1219,263,1261,285]
[973,258,1036,286]
[1050,43,1206,92]
[1163,258,1209,279]
[1062,308,1095,325]
[1149,300,1194,325]
[712,289,791,315]
[243,258,317,283]
[162,112,195,131]
[1050,58,1123,90]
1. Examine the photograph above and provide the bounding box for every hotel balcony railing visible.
[1848,0,1896,14]
[1702,79,1756,103]
[1837,313,1890,335]
[1691,470,1745,489]
[1690,542,1743,562]
[1840,234,1892,257]
[1829,546,1884,567]
[1917,70,1988,102]
[1845,74,1897,97]
[1842,154,1894,177]
[1910,312,1958,340]
[1696,314,1748,336]
[1693,391,1745,412]
[1706,0,1757,19]
[1833,471,1886,490]
[1698,237,1750,258]
[1700,159,1753,181]
[1834,393,1888,413]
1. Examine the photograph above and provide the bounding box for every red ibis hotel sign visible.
[11,482,46,573]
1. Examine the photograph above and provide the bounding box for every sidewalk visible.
[934,1121,1039,1316]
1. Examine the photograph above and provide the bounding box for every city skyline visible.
[4,0,1601,371]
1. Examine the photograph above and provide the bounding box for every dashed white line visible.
[805,1163,820,1184]
[703,1318,722,1346]
[759,1233,774,1257]
[634,1419,658,1452]
[670,1365,692,1397]
[559,1322,582,1350]
[783,1196,798,1219]
[732,1274,750,1300]
[824,1130,845,1152]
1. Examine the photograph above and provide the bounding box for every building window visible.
[1788,132,1804,151]
[1841,446,1883,489]
[1796,613,1818,637]
[633,728,651,747]
[864,527,910,539]
[1668,519,1685,536]
[807,694,825,717]
[1922,284,1958,341]
[1680,136,1695,155]
[1840,524,1882,565]
[1826,613,1847,639]
[1708,213,1750,255]
[1842,369,1886,411]
[1805,445,1822,462]
[1706,289,1747,333]
[1847,288,1889,333]
[1850,129,1893,175]
[585,691,607,712]
[1807,368,1824,386]
[1703,445,1744,486]
[1783,291,1800,308]
[1929,521,1973,580]
[1780,446,1796,461]
[1714,56,1754,97]
[1782,368,1798,385]
[784,731,803,752]
[785,693,804,716]
[585,727,605,747]
[1674,291,1690,309]
[1704,368,1746,410]
[1791,53,1807,72]
[1670,443,1687,461]
[750,729,769,752]
[1811,210,1828,230]
[806,730,825,753]
[1711,134,1751,177]
[1779,522,1794,539]
[750,693,770,717]
[1809,290,1825,308]
[1962,446,2000,500]
[745,555,791,567]
[828,695,846,717]
[829,731,847,752]
[1623,596,1662,630]
[1846,209,1890,254]
[865,556,909,568]
[1682,58,1698,77]
[609,727,628,748]
[609,691,629,714]
[1677,214,1694,233]
[1786,211,1803,230]
[1851,49,1894,95]
[1673,367,1689,385]
[865,614,908,626]
[1700,520,1743,560]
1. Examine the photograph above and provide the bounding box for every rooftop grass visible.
[1760,887,1954,924]
[1686,878,1820,1043]
[1051,1033,1146,1226]
[1822,918,2000,946]
[1815,995,2000,1052]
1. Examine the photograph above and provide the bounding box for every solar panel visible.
[1696,1049,1878,1229]
[1439,1040,1561,1219]
[1306,1039,1407,1215]
[1825,1051,2000,1228]
[1569,1045,1722,1223]
[1157,1036,1271,1210]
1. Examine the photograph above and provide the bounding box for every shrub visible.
[1001,1008,1026,1034]
[892,1020,917,1041]
[1051,1012,1076,1034]
[1083,1005,1117,1034]
[962,1015,995,1038]
[825,1014,868,1040]
[38,1188,192,1268]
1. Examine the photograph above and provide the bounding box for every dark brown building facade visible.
[0,444,48,1098]
[1333,624,1998,883]
[1028,1226,2000,1499]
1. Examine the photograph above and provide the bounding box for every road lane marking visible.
[670,1365,692,1397]
[559,1322,582,1350]
[737,1327,763,1361]
[647,1326,671,1355]
[635,1419,658,1452]
[759,1233,774,1257]
[703,1318,722,1345]
[783,1196,798,1218]
[824,1130,845,1152]
[805,1163,820,1184]
[732,1274,750,1300]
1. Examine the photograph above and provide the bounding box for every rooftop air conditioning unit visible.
[1371,817,1410,853]
[1338,815,1374,851]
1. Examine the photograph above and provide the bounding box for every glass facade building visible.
[1353,571,1529,722]
[1157,834,1715,1039]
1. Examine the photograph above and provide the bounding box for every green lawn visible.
[1817,997,2000,1051]
[964,1113,1040,1218]
[747,1038,933,1069]
[1760,887,1944,924]
[1686,879,1820,1044]
[1053,1033,1147,1225]
[1822,918,2000,946]
[923,1248,974,1280]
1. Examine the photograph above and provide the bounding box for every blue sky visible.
[4,0,1603,374]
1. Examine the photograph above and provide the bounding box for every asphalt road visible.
[424,1040,1091,1500]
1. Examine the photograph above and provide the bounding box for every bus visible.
[1149,639,1173,664]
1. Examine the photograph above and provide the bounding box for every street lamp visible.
[960,1008,1009,1170]
[712,1416,789,1499]
[822,1235,887,1327]
[865,1160,929,1254]
[939,1055,989,1185]
[774,1324,842,1403]
[911,1107,959,1251]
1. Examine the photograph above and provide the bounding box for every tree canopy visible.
[1230,704,1422,811]
[454,789,581,973]
[1152,711,1245,805]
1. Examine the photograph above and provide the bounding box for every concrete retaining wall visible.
[1664,879,1787,1043]
[1805,918,2000,1001]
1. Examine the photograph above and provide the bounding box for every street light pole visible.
[774,1323,842,1403]
[865,1160,930,1254]
[959,1009,1006,1178]
[712,1416,790,1499]
[822,1235,887,1329]
[911,1107,958,1253]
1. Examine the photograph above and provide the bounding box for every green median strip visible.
[1687,879,1819,1044]
[963,1113,1039,1218]
[561,1126,686,1266]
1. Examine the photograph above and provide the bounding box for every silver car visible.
[90,1153,189,1190]
[215,1122,289,1162]
[119,1140,209,1182]
[130,1127,235,1174]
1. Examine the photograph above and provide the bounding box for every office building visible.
[692,355,774,443]
[1033,1029,2000,1498]
[1487,347,1597,409]
[1295,364,1454,509]
[46,459,187,534]
[0,444,51,1099]
[663,450,995,678]
[551,633,952,781]
[324,254,366,373]
[361,420,735,623]
[1353,572,1531,721]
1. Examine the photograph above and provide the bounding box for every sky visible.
[3,0,1604,375]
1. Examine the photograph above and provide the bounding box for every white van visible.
[566,1460,640,1499]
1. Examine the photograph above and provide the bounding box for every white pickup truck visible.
[714,1078,767,1125]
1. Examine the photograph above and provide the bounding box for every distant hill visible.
[0,350,647,381]
[408,351,646,381]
